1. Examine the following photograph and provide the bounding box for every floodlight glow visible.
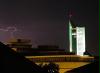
[76,27,85,56]
[69,21,72,52]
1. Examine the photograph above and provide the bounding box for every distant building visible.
[7,39,32,53]
[6,39,67,55]
[37,45,59,50]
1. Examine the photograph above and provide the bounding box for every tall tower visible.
[69,19,85,56]
[69,20,72,52]
[76,27,85,56]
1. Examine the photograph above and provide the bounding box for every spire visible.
[68,10,72,19]
[69,13,72,19]
[69,22,72,52]
[68,13,73,52]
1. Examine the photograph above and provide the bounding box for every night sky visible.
[0,0,98,56]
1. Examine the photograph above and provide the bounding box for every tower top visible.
[69,14,72,19]
[68,11,72,19]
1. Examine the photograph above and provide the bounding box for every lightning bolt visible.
[0,25,17,38]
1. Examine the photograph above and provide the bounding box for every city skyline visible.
[0,0,98,56]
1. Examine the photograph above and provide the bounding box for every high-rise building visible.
[69,20,85,56]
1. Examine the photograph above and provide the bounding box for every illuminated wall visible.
[69,21,85,56]
[76,27,85,56]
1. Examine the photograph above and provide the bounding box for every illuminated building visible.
[6,19,94,73]
[69,20,85,56]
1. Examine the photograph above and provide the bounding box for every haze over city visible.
[0,0,98,56]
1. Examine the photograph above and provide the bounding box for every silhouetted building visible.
[7,39,32,53]
[6,39,67,55]
[38,45,59,50]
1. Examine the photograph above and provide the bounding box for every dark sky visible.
[0,0,98,56]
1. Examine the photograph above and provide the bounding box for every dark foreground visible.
[66,57,99,73]
[0,42,99,73]
[0,42,59,73]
